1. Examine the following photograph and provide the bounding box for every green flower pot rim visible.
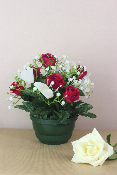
[30,115,78,124]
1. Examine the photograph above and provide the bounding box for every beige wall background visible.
[0,0,117,129]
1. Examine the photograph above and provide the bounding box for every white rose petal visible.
[34,82,53,98]
[54,55,57,58]
[71,128,114,167]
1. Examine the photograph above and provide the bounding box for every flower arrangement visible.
[7,53,97,122]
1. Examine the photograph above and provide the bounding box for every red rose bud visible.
[39,53,56,67]
[77,65,87,80]
[9,82,24,95]
[31,66,40,77]
[63,86,79,103]
[45,73,65,89]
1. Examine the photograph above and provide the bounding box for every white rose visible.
[71,128,114,167]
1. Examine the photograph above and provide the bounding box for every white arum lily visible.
[34,82,53,98]
[18,68,34,84]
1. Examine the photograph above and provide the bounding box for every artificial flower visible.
[34,82,53,98]
[18,68,34,84]
[63,86,79,103]
[9,82,24,95]
[45,73,65,89]
[71,128,114,167]
[39,53,56,67]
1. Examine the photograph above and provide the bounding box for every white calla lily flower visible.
[18,68,34,84]
[34,82,53,98]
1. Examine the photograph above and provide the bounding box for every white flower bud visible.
[61,101,65,105]
[51,81,54,85]
[56,92,60,96]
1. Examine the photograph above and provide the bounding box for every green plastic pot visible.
[30,115,78,145]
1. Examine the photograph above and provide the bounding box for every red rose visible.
[39,53,56,67]
[9,82,24,95]
[45,73,65,89]
[77,65,87,80]
[63,86,79,103]
[31,66,40,77]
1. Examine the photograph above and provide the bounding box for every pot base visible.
[35,132,72,145]
[30,115,78,145]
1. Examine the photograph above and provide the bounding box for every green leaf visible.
[23,102,35,113]
[113,143,117,147]
[108,150,117,160]
[87,112,97,118]
[22,90,38,98]
[55,103,59,111]
[106,134,111,145]
[79,89,85,96]
[31,108,42,115]
[53,110,62,119]
[43,115,47,119]
[14,105,29,112]
[50,114,58,120]
[81,103,93,111]
[61,111,70,123]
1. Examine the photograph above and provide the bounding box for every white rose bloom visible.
[71,128,114,167]
[34,82,53,98]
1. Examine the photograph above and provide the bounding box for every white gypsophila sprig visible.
[33,87,37,92]
[61,101,65,106]
[56,92,61,97]
[8,105,11,109]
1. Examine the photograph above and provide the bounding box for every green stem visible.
[113,143,117,147]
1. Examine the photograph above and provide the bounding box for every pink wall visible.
[0,0,117,129]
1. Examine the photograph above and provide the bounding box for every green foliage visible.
[14,93,97,122]
[106,134,111,145]
[14,105,29,112]
[108,151,117,160]
[106,134,117,160]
